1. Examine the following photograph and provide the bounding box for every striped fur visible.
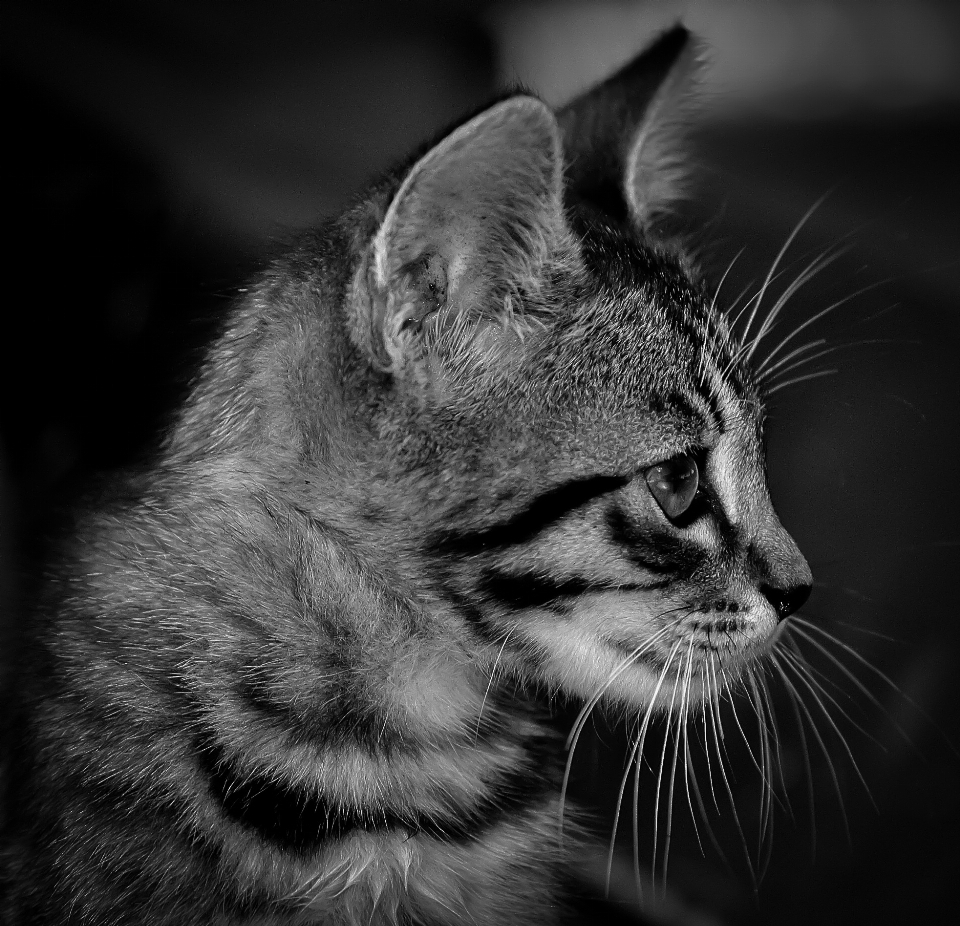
[2,26,812,925]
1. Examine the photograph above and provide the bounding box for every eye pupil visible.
[645,454,700,520]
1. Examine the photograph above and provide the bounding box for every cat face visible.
[396,237,811,713]
[484,264,808,712]
[346,28,811,713]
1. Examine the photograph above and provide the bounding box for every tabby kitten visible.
[2,25,812,926]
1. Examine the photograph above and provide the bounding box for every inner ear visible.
[362,253,449,373]
[391,254,448,339]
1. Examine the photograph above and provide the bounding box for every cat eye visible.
[645,454,700,521]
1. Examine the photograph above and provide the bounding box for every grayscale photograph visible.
[1,2,958,924]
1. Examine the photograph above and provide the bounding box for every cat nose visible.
[760,581,812,621]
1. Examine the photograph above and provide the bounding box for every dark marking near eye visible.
[195,731,560,852]
[432,474,630,555]
[607,507,702,580]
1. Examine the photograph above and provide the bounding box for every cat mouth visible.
[605,620,759,665]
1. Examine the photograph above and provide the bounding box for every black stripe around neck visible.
[195,732,561,853]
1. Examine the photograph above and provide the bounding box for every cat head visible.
[341,26,812,712]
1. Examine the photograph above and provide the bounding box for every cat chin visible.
[536,644,733,712]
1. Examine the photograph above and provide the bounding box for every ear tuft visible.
[559,25,701,228]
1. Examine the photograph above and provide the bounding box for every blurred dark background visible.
[1,1,958,924]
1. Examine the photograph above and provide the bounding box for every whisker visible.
[739,192,832,355]
[684,716,729,867]
[607,721,645,899]
[707,656,757,890]
[563,625,674,838]
[781,635,886,748]
[779,643,876,810]
[722,666,766,783]
[728,278,761,337]
[768,646,817,860]
[762,345,845,389]
[764,368,837,395]
[756,277,881,374]
[788,617,908,701]
[795,616,960,763]
[757,338,828,380]
[604,635,682,900]
[788,620,903,707]
[476,631,513,739]
[754,666,791,879]
[769,648,853,845]
[660,642,696,895]
[830,620,901,644]
[745,668,775,866]
[567,617,683,753]
[788,617,960,760]
[701,247,747,383]
[698,663,723,817]
[758,667,793,822]
[747,248,845,363]
[650,642,687,897]
[712,247,746,316]
[679,656,707,857]
[682,658,736,877]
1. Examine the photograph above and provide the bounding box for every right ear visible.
[350,96,569,380]
[559,25,700,229]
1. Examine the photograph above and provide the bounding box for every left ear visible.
[558,25,700,229]
[353,96,567,382]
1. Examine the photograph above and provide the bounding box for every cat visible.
[1,24,813,926]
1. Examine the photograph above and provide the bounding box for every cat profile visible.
[1,25,812,926]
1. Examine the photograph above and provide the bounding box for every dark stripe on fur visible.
[196,732,560,852]
[432,574,507,646]
[230,668,419,757]
[699,382,726,435]
[607,507,702,578]
[479,570,667,613]
[479,571,592,613]
[433,474,630,555]
[647,388,720,439]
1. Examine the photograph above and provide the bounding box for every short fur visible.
[1,26,812,925]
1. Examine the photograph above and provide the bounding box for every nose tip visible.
[761,582,812,621]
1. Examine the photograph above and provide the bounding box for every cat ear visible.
[558,25,699,228]
[356,96,567,377]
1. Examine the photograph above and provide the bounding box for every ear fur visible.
[355,96,568,379]
[558,25,700,228]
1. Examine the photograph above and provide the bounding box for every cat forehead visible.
[542,232,746,402]
[563,217,712,341]
[508,243,762,466]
